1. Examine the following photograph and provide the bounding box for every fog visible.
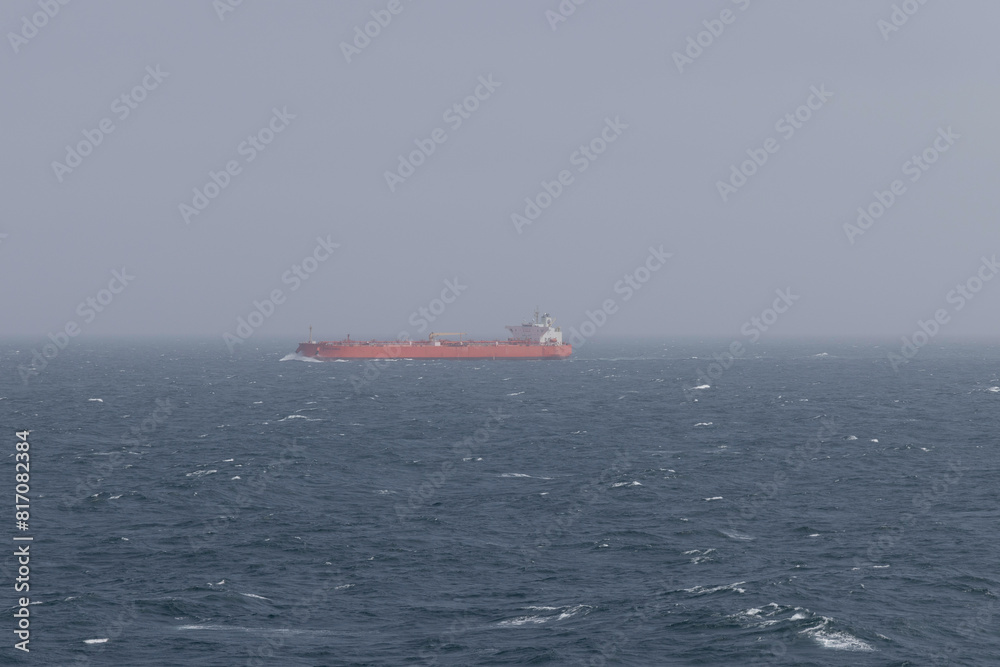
[2,0,998,347]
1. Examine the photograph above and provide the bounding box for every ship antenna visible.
[309,325,313,343]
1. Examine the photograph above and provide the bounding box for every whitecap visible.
[500,473,552,479]
[694,422,713,427]
[84,638,108,644]
[186,470,218,477]
[691,384,710,390]
[988,386,1000,393]
[611,481,642,488]
[730,607,779,628]
[704,496,723,501]
[685,548,716,564]
[241,593,270,600]
[177,625,307,634]
[846,435,858,441]
[683,581,746,595]
[507,391,525,396]
[720,528,754,541]
[801,622,875,652]
[88,398,103,402]
[497,604,591,627]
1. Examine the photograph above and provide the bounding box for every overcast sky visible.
[2,0,998,344]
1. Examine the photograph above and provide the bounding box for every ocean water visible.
[1,338,998,666]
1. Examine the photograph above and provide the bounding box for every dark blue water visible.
[1,338,998,666]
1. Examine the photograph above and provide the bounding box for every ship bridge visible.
[506,310,563,345]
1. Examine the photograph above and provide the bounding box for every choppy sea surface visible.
[0,338,997,666]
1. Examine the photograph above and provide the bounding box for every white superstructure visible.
[506,309,563,345]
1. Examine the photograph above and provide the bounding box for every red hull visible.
[295,340,571,360]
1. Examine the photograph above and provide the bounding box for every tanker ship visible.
[295,310,572,360]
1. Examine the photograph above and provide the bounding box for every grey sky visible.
[2,0,998,344]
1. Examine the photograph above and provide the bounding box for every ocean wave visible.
[496,604,592,627]
[279,353,323,363]
[720,528,755,541]
[683,581,746,596]
[240,593,270,601]
[801,619,875,652]
[684,548,716,564]
[275,414,321,422]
